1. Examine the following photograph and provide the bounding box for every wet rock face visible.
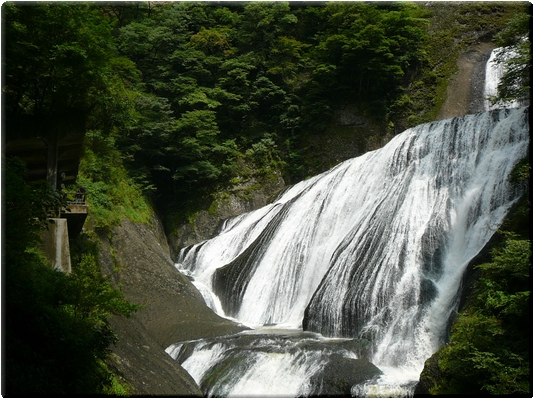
[107,315,204,397]
[308,355,383,396]
[437,41,494,120]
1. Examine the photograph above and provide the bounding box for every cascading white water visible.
[167,47,529,396]
[304,108,529,391]
[484,47,522,110]
[167,328,378,397]
[169,107,529,397]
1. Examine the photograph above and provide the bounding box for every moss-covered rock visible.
[168,170,286,259]
[413,350,442,396]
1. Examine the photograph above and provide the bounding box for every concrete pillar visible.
[41,218,72,274]
[46,133,58,192]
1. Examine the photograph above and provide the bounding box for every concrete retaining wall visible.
[41,218,71,274]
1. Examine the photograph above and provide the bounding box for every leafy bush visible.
[77,130,152,229]
[431,235,532,395]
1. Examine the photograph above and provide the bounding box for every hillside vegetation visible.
[4,157,140,395]
[4,2,527,229]
[3,1,530,395]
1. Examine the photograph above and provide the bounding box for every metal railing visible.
[66,197,87,206]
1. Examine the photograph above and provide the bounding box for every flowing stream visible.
[165,52,530,397]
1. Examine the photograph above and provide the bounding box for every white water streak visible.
[484,47,522,110]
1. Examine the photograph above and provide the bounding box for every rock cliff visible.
[97,214,246,395]
[437,41,494,119]
[168,171,286,259]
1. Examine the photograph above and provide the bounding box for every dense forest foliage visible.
[3,1,531,395]
[4,1,529,225]
[105,1,431,220]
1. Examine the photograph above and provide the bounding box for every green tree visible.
[311,2,427,115]
[431,236,531,395]
[77,129,153,228]
[115,2,299,215]
[236,1,298,58]
[3,3,116,117]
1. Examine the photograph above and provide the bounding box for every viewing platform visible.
[39,194,88,274]
[61,197,88,239]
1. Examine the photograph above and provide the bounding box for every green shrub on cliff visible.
[77,129,152,229]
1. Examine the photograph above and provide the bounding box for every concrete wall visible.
[41,218,71,274]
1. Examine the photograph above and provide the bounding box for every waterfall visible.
[302,108,528,370]
[170,107,529,396]
[484,47,522,110]
[167,329,380,397]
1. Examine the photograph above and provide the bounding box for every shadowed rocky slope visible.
[97,215,246,395]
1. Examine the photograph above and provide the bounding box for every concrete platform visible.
[61,202,88,239]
